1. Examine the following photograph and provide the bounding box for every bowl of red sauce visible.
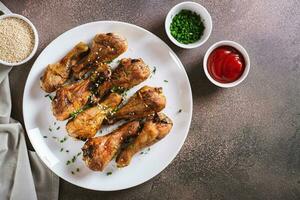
[203,40,250,88]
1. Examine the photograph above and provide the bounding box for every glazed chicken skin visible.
[52,63,111,121]
[116,113,173,168]
[107,86,166,124]
[52,79,91,121]
[40,42,89,93]
[66,93,122,140]
[97,58,150,99]
[82,121,140,171]
[72,33,128,79]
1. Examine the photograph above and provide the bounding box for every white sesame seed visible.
[0,17,35,63]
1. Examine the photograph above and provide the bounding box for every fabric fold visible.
[0,76,11,124]
[29,151,59,200]
[0,67,59,200]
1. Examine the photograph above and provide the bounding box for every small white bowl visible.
[203,40,250,88]
[0,13,39,67]
[165,1,212,49]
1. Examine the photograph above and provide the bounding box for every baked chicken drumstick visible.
[116,113,173,167]
[97,58,150,99]
[40,42,89,93]
[52,63,111,121]
[66,93,122,140]
[82,121,140,171]
[107,86,166,124]
[72,33,128,79]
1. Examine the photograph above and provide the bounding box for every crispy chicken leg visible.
[40,42,89,93]
[97,58,150,99]
[116,113,173,167]
[66,93,122,140]
[52,63,111,121]
[107,86,166,124]
[72,33,128,79]
[82,121,140,171]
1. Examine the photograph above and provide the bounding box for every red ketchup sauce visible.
[207,46,245,83]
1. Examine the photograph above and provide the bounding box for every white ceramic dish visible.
[203,40,250,88]
[0,13,39,66]
[23,21,193,191]
[165,1,212,49]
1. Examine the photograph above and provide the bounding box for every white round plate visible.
[23,21,193,191]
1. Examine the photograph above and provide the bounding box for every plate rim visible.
[22,20,193,191]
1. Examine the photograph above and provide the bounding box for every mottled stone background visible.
[3,0,300,199]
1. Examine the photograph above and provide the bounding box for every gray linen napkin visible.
[0,65,59,200]
[0,62,59,199]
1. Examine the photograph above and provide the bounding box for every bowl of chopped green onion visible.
[165,1,212,49]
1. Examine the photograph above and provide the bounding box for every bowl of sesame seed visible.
[0,13,39,66]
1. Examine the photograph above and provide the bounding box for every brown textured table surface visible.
[4,0,300,199]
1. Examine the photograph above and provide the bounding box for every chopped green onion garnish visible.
[170,10,205,44]
[106,172,112,176]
